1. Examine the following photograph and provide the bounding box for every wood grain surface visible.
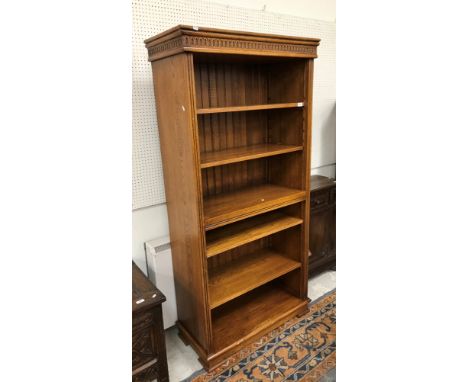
[209,249,301,308]
[206,212,303,257]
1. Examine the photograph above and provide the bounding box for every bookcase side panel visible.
[300,59,315,297]
[151,54,210,350]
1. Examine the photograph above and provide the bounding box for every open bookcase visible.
[145,25,319,370]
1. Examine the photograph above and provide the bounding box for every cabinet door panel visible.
[309,207,330,261]
[309,186,336,276]
[132,327,157,369]
[310,190,329,210]
[330,187,336,204]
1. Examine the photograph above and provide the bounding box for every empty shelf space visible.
[197,102,304,115]
[209,249,301,309]
[200,144,303,169]
[211,284,307,353]
[204,184,306,230]
[206,212,302,257]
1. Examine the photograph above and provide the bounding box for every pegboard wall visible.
[132,0,336,210]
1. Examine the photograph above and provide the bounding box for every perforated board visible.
[132,0,336,210]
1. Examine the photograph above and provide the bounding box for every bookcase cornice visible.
[145,25,320,61]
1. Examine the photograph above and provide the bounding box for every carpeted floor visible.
[184,289,336,382]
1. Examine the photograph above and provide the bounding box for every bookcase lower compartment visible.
[178,279,309,371]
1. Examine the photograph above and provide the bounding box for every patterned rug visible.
[185,289,336,382]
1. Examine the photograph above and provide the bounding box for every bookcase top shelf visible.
[197,102,304,115]
[145,25,320,62]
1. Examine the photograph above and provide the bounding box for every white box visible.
[145,236,177,329]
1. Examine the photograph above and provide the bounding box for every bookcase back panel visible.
[277,268,302,297]
[267,60,306,104]
[270,225,302,262]
[207,238,267,270]
[198,111,268,154]
[267,108,304,146]
[268,151,304,190]
[202,159,267,197]
[194,60,268,109]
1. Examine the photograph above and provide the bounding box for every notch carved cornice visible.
[145,25,320,61]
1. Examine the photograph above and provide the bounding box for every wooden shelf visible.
[206,212,302,257]
[200,144,303,169]
[204,184,306,230]
[197,102,304,115]
[209,249,301,309]
[211,284,307,353]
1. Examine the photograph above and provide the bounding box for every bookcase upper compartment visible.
[193,54,307,110]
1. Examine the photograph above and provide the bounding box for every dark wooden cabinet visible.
[308,175,336,277]
[132,262,169,382]
[145,25,320,370]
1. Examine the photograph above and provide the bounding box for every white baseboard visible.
[311,163,336,179]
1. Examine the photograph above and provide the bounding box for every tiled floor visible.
[165,270,336,381]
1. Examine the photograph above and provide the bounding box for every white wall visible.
[210,0,336,22]
[132,0,335,272]
[132,204,169,273]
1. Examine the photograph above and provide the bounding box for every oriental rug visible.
[185,289,336,382]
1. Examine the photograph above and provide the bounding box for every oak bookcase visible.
[145,25,320,370]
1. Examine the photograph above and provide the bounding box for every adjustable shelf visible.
[197,102,304,115]
[203,184,306,230]
[209,249,301,308]
[200,143,303,169]
[146,25,318,370]
[206,211,303,257]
